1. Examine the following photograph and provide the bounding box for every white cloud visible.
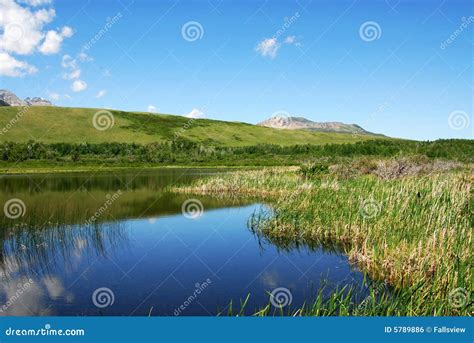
[61,26,73,38]
[19,0,52,6]
[39,26,73,55]
[62,68,80,80]
[71,80,87,92]
[147,105,157,113]
[0,0,56,55]
[96,90,107,98]
[61,54,76,69]
[0,0,73,77]
[284,36,295,44]
[61,54,92,91]
[186,108,205,118]
[256,38,280,59]
[0,52,37,76]
[284,35,301,47]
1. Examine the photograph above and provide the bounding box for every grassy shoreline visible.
[0,163,261,175]
[172,160,472,316]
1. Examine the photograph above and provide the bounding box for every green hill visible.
[0,106,380,146]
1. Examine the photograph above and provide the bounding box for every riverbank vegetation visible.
[173,157,473,316]
[0,139,472,173]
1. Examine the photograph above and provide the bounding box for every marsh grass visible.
[173,159,473,315]
[171,167,299,198]
[222,281,451,316]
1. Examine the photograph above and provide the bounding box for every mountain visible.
[0,89,27,106]
[0,90,53,107]
[258,116,375,135]
[25,97,53,106]
[0,106,384,147]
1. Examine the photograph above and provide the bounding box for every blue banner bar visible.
[0,317,472,343]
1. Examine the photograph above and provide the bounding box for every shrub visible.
[299,163,330,179]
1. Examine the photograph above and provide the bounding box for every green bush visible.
[299,163,330,178]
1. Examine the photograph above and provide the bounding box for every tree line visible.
[0,138,472,165]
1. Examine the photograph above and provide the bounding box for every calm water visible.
[0,169,368,316]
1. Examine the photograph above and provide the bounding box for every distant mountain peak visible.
[0,89,27,106]
[0,89,53,107]
[257,115,374,135]
[25,97,53,106]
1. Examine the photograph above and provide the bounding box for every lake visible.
[0,169,368,316]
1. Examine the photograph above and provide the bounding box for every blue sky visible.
[0,0,472,140]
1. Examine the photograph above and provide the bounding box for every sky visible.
[0,0,472,140]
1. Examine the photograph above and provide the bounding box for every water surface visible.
[0,169,367,316]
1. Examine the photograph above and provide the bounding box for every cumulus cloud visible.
[256,38,280,59]
[96,90,107,98]
[62,68,80,80]
[147,105,157,113]
[61,53,94,90]
[0,52,37,76]
[284,36,295,44]
[71,80,87,92]
[0,0,73,77]
[61,54,76,69]
[284,35,301,47]
[19,0,52,6]
[256,36,301,59]
[0,1,55,55]
[39,26,73,54]
[186,108,205,118]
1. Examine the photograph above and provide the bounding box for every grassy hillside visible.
[0,106,379,146]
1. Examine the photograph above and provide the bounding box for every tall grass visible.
[173,161,473,315]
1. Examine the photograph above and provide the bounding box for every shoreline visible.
[0,164,268,176]
[171,165,472,315]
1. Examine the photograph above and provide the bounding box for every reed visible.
[173,160,473,315]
